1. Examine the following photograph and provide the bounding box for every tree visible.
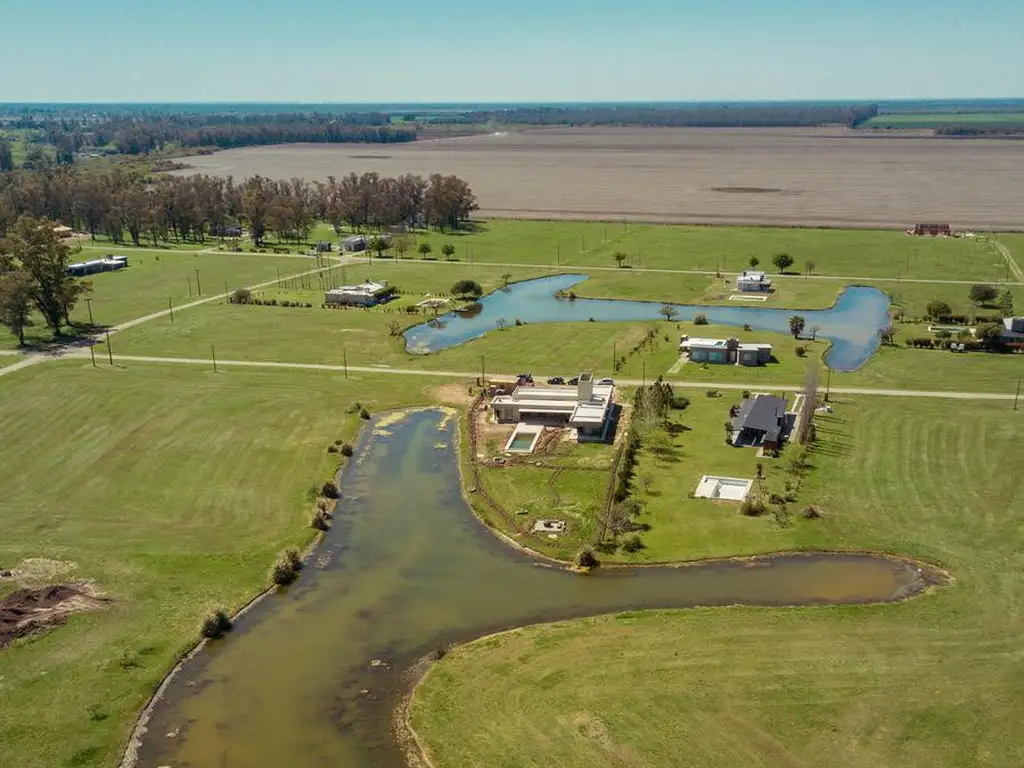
[877,326,895,345]
[789,314,806,338]
[749,256,759,269]
[969,284,998,306]
[451,279,483,299]
[0,140,13,172]
[805,260,816,275]
[423,174,477,231]
[926,300,952,319]
[385,319,401,337]
[495,317,507,331]
[809,324,821,341]
[773,253,794,273]
[500,273,512,287]
[659,304,679,322]
[369,236,388,260]
[9,216,88,334]
[441,243,456,261]
[976,322,1005,350]
[600,499,640,537]
[394,233,411,260]
[418,242,432,259]
[998,289,1014,317]
[723,420,734,443]
[613,252,627,268]
[0,270,34,345]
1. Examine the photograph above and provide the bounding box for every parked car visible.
[567,376,580,386]
[547,376,565,385]
[517,372,533,383]
[597,378,615,385]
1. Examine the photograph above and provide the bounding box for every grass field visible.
[411,397,1024,768]
[0,362,435,768]
[865,112,1024,128]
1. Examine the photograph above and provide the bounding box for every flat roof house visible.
[341,235,368,252]
[67,255,128,277]
[730,394,787,451]
[736,270,772,292]
[680,336,772,366]
[324,280,391,307]
[491,372,615,441]
[1002,316,1024,339]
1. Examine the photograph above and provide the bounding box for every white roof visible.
[680,337,771,351]
[491,384,614,426]
[737,271,770,282]
[327,280,387,297]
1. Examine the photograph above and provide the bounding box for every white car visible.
[597,378,614,385]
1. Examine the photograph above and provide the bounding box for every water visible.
[133,410,935,768]
[508,434,535,451]
[403,276,890,371]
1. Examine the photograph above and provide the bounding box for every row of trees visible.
[0,216,88,343]
[0,166,478,245]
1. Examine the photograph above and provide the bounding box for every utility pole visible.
[105,331,114,365]
[642,359,646,387]
[211,345,218,373]
[86,298,94,326]
[825,367,833,402]
[168,296,174,322]
[1015,377,1021,411]
[89,343,96,367]
[612,342,616,373]
[343,347,348,379]
[187,275,193,298]
[480,354,486,385]
[195,269,202,296]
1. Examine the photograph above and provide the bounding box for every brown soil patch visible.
[431,382,475,408]
[174,127,1024,229]
[0,583,108,649]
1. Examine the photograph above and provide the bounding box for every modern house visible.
[679,336,772,366]
[52,225,74,238]
[341,235,368,252]
[912,222,952,236]
[490,372,615,441]
[1002,316,1024,340]
[730,394,788,451]
[735,270,773,292]
[324,280,392,307]
[67,256,128,277]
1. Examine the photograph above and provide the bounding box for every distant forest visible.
[935,124,1024,137]
[451,103,880,128]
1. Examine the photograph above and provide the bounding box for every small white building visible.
[1003,316,1024,340]
[341,235,368,252]
[325,280,390,306]
[67,256,128,277]
[491,373,615,441]
[736,270,772,292]
[679,336,772,366]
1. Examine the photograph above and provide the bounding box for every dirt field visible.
[174,127,1024,229]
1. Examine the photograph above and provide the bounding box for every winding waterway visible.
[132,410,935,768]
[403,275,891,371]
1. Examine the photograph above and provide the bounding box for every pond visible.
[130,410,937,768]
[403,275,891,371]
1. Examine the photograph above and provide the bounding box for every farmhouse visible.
[67,255,128,277]
[912,222,952,236]
[735,270,772,292]
[730,394,788,451]
[324,280,391,307]
[679,336,772,366]
[341,235,368,252]
[491,372,615,441]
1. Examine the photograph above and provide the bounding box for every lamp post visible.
[85,298,94,326]
[195,269,202,296]
[168,296,174,322]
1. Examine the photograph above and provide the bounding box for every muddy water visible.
[135,410,932,768]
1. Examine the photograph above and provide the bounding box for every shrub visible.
[327,444,339,453]
[705,389,719,398]
[359,408,371,420]
[620,534,644,552]
[574,548,600,569]
[769,493,786,505]
[200,608,233,639]
[321,480,341,498]
[231,288,252,304]
[801,505,822,519]
[926,300,952,319]
[669,395,690,410]
[743,323,752,331]
[741,390,751,399]
[795,346,807,357]
[693,313,708,325]
[346,402,363,414]
[270,548,303,586]
[311,509,332,531]
[340,443,354,457]
[740,498,766,517]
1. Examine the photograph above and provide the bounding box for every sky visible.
[4,0,1022,102]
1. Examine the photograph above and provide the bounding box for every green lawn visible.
[411,397,1024,768]
[0,362,437,768]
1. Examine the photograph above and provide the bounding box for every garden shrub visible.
[231,288,251,304]
[311,509,331,531]
[359,408,371,420]
[327,444,339,453]
[270,548,303,586]
[340,443,354,457]
[795,345,807,357]
[574,548,600,569]
[801,505,822,519]
[694,314,708,325]
[620,534,644,552]
[200,608,233,639]
[740,498,765,517]
[321,480,341,498]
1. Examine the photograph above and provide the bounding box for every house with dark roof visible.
[730,394,788,451]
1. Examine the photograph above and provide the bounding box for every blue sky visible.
[4,0,1022,102]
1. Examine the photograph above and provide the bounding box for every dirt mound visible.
[0,583,107,649]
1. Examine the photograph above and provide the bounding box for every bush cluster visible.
[321,480,341,498]
[740,498,766,517]
[620,534,644,552]
[613,431,640,503]
[693,314,709,325]
[200,608,233,639]
[236,297,314,308]
[270,548,303,586]
[340,443,354,457]
[574,548,600,568]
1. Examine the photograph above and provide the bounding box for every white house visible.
[67,256,128,277]
[341,235,368,252]
[736,270,772,292]
[491,373,615,441]
[679,336,772,366]
[1002,316,1024,340]
[324,280,391,306]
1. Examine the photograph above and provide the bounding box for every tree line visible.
[447,103,879,128]
[0,166,478,245]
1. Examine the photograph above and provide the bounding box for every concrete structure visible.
[694,475,752,501]
[730,394,788,451]
[913,222,952,236]
[504,424,543,453]
[67,255,128,277]
[52,225,73,238]
[679,336,772,366]
[341,235,368,252]
[1002,316,1024,340]
[736,270,772,292]
[314,241,333,252]
[324,280,390,307]
[491,372,615,441]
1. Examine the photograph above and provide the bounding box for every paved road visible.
[49,352,1016,401]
